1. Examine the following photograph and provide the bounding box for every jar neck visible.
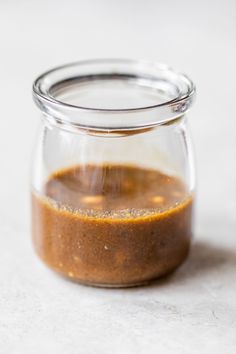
[42,113,187,137]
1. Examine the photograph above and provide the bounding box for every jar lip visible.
[32,58,196,130]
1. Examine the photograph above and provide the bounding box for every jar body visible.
[31,117,194,287]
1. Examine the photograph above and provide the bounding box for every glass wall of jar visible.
[31,59,196,287]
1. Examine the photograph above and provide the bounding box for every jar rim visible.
[32,58,196,130]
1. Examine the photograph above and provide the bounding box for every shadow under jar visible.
[31,59,196,287]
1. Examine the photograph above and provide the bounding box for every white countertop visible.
[0,1,236,353]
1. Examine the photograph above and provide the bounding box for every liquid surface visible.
[32,164,193,287]
[45,164,187,218]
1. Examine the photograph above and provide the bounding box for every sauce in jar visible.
[32,164,193,287]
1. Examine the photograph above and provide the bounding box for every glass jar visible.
[31,59,195,287]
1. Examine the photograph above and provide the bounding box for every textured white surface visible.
[0,1,236,353]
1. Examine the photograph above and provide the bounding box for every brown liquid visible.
[32,164,193,287]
